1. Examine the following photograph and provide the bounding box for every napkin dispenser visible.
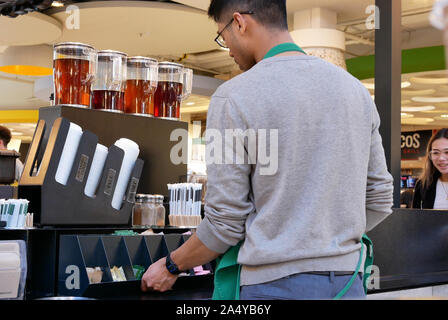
[0,240,27,299]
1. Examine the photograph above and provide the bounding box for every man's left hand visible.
[141,257,178,292]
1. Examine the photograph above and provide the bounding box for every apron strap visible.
[333,234,374,300]
[263,42,306,60]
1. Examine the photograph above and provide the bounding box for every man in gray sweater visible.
[141,0,393,299]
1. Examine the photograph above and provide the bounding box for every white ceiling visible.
[173,0,437,23]
[46,1,218,56]
[0,11,62,46]
[0,73,47,108]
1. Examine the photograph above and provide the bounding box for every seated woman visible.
[413,128,448,209]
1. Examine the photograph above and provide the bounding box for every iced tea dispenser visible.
[53,42,97,108]
[91,50,127,113]
[124,57,158,116]
[154,62,193,120]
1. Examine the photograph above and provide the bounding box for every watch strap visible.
[166,252,181,275]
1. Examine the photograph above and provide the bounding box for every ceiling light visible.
[401,117,435,124]
[401,81,411,88]
[19,123,37,128]
[401,113,414,118]
[11,131,23,136]
[363,83,375,90]
[51,1,64,7]
[424,110,448,114]
[362,81,411,90]
[402,105,436,112]
[186,102,195,106]
[411,97,448,103]
[441,115,448,118]
[402,89,436,96]
[409,76,448,85]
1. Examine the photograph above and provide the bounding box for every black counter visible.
[367,208,448,293]
[3,208,448,299]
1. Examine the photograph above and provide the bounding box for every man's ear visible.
[233,12,248,34]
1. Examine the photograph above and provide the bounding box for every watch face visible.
[168,265,176,272]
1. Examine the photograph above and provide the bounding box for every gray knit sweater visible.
[196,55,394,286]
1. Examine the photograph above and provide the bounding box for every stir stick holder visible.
[18,117,144,227]
[57,234,214,298]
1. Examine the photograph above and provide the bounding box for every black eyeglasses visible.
[214,11,254,49]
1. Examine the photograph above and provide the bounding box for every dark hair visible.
[420,128,448,190]
[0,125,11,147]
[208,0,288,30]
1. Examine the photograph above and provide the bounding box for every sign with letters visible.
[401,130,434,160]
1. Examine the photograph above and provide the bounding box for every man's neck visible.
[254,31,304,63]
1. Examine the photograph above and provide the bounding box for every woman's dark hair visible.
[208,0,288,31]
[420,128,448,190]
[0,125,11,147]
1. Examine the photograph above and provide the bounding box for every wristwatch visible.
[165,252,182,275]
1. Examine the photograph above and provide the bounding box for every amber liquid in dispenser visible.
[154,81,183,119]
[124,79,155,115]
[54,58,92,106]
[92,90,124,112]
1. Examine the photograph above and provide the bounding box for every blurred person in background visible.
[0,125,23,182]
[412,129,448,209]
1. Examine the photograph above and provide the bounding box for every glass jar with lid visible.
[53,42,97,108]
[153,62,193,120]
[132,194,154,227]
[91,50,128,113]
[140,195,156,227]
[124,56,158,116]
[154,194,166,227]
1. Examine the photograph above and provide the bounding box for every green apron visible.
[212,235,373,300]
[212,43,374,300]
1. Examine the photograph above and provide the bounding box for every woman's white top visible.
[433,178,448,209]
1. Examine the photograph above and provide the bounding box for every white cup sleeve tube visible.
[84,144,108,198]
[111,138,140,210]
[55,122,83,185]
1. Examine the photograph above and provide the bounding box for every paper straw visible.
[55,122,83,185]
[84,144,108,198]
[111,138,140,210]
[17,200,28,228]
[0,199,5,222]
[8,200,21,228]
